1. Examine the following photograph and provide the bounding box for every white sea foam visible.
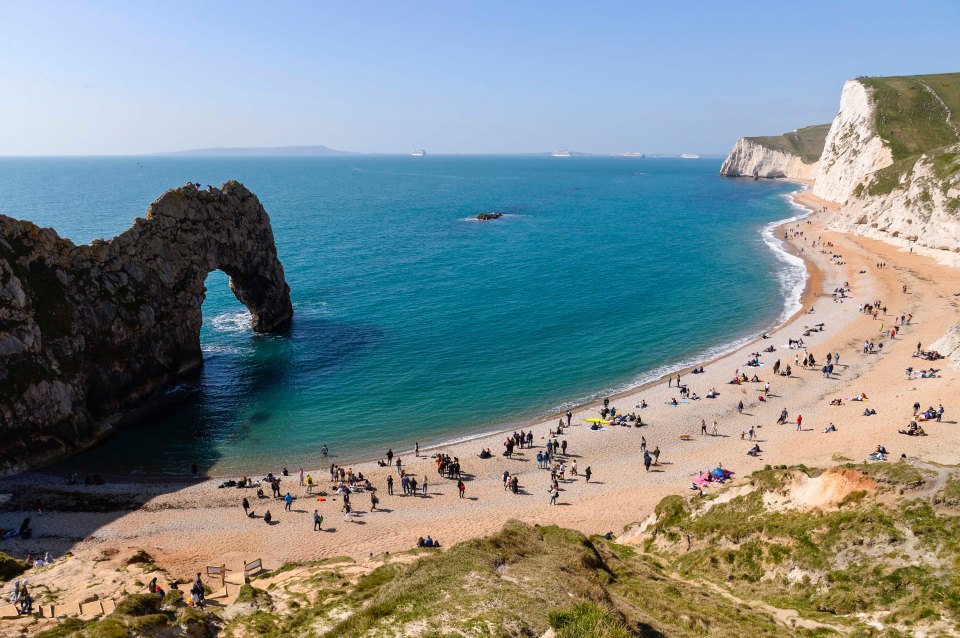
[209,310,253,335]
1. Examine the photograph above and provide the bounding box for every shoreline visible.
[6,197,960,592]
[38,188,822,482]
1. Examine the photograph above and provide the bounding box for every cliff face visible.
[0,181,292,473]
[812,80,894,203]
[720,137,819,180]
[812,76,960,258]
[826,144,960,264]
[720,124,829,181]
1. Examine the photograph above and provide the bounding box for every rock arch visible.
[0,181,293,473]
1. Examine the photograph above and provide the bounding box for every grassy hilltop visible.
[747,124,832,164]
[36,461,960,638]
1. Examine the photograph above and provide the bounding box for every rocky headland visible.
[722,73,960,262]
[0,181,292,474]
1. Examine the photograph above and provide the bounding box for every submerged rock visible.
[0,181,292,473]
[476,212,504,221]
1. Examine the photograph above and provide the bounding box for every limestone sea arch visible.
[0,181,293,473]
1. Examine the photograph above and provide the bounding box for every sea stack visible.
[0,181,292,473]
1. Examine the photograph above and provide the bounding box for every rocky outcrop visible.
[0,181,292,473]
[720,137,819,180]
[812,80,894,203]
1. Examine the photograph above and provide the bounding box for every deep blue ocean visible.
[0,156,804,476]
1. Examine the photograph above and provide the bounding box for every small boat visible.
[551,150,572,157]
[680,153,700,159]
[411,149,426,157]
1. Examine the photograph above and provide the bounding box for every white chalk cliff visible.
[719,137,819,180]
[812,80,895,203]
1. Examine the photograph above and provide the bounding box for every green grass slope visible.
[858,72,960,197]
[747,124,831,164]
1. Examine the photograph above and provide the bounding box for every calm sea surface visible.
[0,156,803,476]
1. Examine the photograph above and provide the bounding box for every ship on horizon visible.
[551,150,572,157]
[680,153,700,159]
[411,149,426,157]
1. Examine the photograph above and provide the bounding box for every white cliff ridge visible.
[719,137,819,180]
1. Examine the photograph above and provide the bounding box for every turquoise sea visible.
[0,156,804,476]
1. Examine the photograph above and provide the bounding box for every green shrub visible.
[113,593,161,617]
[0,551,27,582]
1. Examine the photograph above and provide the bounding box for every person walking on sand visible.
[314,510,323,530]
[457,480,465,498]
[643,452,652,472]
[796,414,803,431]
[242,497,250,517]
[584,466,592,483]
[284,492,293,511]
[422,477,428,496]
[700,419,707,435]
[738,400,744,414]
[653,446,660,465]
[371,490,379,510]
[712,421,718,437]
[549,484,558,505]
[387,475,394,495]
[299,468,304,486]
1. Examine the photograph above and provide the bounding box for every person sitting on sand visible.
[263,510,272,524]
[747,444,762,457]
[830,398,843,406]
[823,423,837,433]
[637,399,648,409]
[670,398,678,406]
[863,408,876,416]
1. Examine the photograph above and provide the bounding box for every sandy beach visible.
[3,191,960,624]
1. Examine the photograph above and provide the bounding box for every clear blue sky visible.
[1,0,958,155]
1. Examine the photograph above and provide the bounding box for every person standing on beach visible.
[643,452,652,472]
[415,442,419,457]
[566,410,572,427]
[457,480,465,498]
[738,401,744,414]
[284,492,293,511]
[299,468,304,486]
[640,437,647,453]
[396,457,403,475]
[584,466,592,483]
[387,475,394,495]
[314,510,323,531]
[371,490,379,510]
[796,414,803,431]
[422,477,428,496]
[242,497,250,517]
[712,421,718,437]
[387,449,393,464]
[653,446,660,465]
[700,420,707,435]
